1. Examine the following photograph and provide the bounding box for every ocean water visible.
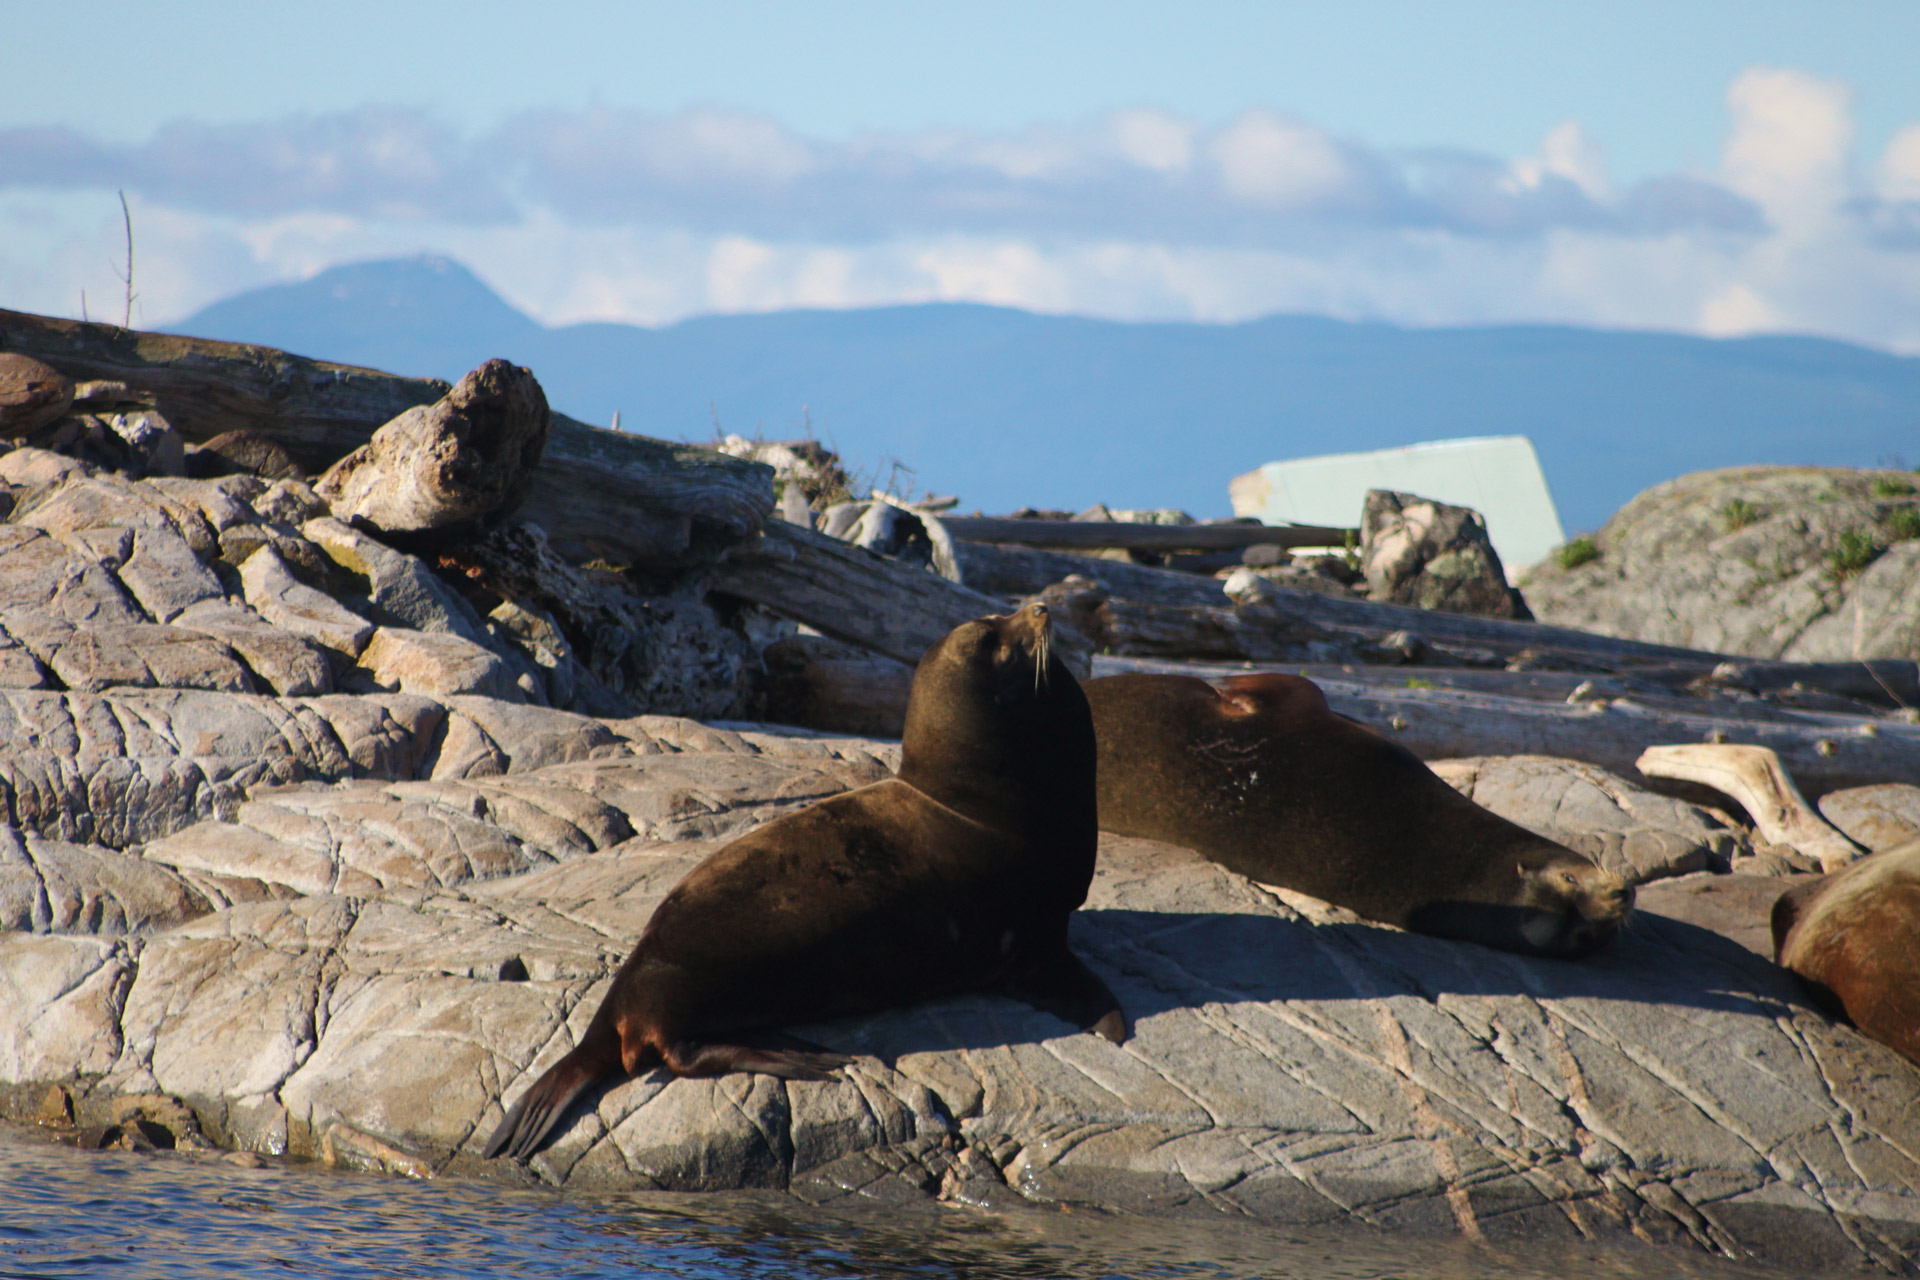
[0,1126,1817,1280]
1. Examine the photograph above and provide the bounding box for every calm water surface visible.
[0,1126,1822,1280]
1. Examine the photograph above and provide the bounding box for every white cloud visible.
[1721,67,1853,235]
[3,68,1920,352]
[1207,110,1365,211]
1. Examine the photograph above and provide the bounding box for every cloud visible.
[2,102,1766,247]
[5,68,1920,353]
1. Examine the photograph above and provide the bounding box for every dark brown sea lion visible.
[1771,837,1920,1068]
[483,603,1125,1160]
[1085,672,1633,956]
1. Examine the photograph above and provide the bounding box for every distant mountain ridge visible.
[173,256,1920,538]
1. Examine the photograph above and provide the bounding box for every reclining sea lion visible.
[1085,672,1633,956]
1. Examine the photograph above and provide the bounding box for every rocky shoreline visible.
[3,311,1920,1275]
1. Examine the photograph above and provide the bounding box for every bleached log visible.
[955,538,1729,669]
[944,516,1352,553]
[0,308,774,570]
[1636,744,1865,871]
[712,519,1012,666]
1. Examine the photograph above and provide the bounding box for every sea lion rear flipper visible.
[662,1040,852,1080]
[482,1040,616,1161]
[1001,945,1129,1044]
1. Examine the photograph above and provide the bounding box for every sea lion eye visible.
[1562,872,1577,885]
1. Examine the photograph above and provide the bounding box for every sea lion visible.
[1085,672,1633,956]
[483,602,1125,1160]
[1771,837,1920,1068]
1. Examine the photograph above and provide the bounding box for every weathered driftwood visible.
[713,519,1011,666]
[1708,659,1920,710]
[0,309,774,571]
[0,307,446,462]
[1637,744,1864,870]
[955,537,1727,668]
[316,359,549,545]
[1092,655,1920,797]
[943,516,1352,552]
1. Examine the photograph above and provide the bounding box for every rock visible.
[186,430,305,481]
[170,600,334,697]
[350,627,520,702]
[1,618,256,694]
[0,447,89,488]
[1430,755,1744,882]
[1360,490,1530,619]
[1631,871,1806,958]
[315,360,549,546]
[0,354,73,437]
[0,824,210,934]
[1522,465,1920,660]
[240,546,375,657]
[102,409,188,478]
[0,526,144,625]
[1819,783,1920,852]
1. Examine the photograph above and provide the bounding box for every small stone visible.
[223,1151,267,1169]
[0,354,74,437]
[34,1083,74,1127]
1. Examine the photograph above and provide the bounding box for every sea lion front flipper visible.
[661,1040,853,1080]
[1000,945,1129,1044]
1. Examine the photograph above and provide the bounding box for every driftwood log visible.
[713,519,1012,666]
[1637,744,1865,870]
[0,309,773,571]
[315,359,549,546]
[942,516,1353,552]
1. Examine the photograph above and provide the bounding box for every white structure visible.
[1229,435,1567,577]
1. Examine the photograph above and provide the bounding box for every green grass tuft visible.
[1828,528,1885,579]
[1873,475,1917,497]
[1720,498,1762,531]
[1554,536,1600,570]
[1886,507,1920,543]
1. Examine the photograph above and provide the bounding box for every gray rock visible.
[0,526,143,625]
[1523,465,1920,660]
[1360,490,1528,619]
[3,827,1917,1272]
[0,688,444,847]
[170,600,333,697]
[1819,783,1920,852]
[1430,755,1744,882]
[2,618,256,694]
[240,546,375,657]
[350,627,520,702]
[0,824,208,935]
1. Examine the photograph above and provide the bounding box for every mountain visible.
[172,256,1920,535]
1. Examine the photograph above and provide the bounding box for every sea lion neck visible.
[897,605,1095,834]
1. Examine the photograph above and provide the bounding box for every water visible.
[0,1126,1820,1280]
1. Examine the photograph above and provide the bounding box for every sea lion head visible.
[1504,847,1636,957]
[898,602,1095,837]
[1406,842,1634,958]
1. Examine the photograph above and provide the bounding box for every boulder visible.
[0,354,73,437]
[1523,465,1920,660]
[1429,755,1744,882]
[1819,783,1920,853]
[1360,490,1530,619]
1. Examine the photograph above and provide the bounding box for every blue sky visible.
[6,1,1920,348]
